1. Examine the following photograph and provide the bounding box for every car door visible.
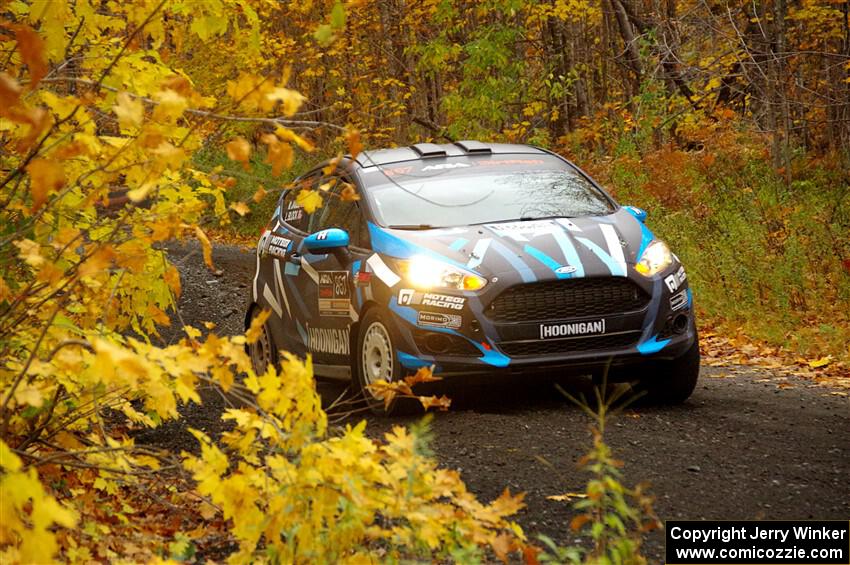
[257,171,319,356]
[292,174,372,368]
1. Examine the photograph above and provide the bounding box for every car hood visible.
[367,208,655,281]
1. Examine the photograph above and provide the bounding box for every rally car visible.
[245,141,699,413]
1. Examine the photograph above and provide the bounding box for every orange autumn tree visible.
[0,2,525,562]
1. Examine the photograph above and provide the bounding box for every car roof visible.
[352,141,548,168]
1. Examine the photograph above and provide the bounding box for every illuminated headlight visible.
[635,240,673,277]
[399,255,487,291]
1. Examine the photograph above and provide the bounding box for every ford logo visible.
[555,265,577,274]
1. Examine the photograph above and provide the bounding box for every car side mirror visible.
[624,205,648,223]
[304,228,351,264]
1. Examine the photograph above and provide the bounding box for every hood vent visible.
[455,140,493,154]
[411,143,447,158]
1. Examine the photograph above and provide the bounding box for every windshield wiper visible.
[388,224,438,230]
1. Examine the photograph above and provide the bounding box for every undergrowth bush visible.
[561,104,850,360]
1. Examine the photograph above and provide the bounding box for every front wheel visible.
[354,308,417,416]
[634,336,700,404]
[247,306,278,375]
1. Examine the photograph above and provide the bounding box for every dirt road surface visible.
[152,242,850,562]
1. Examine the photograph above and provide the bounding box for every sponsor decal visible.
[307,324,349,355]
[475,159,545,167]
[664,266,687,293]
[266,235,291,258]
[490,219,555,233]
[398,288,415,305]
[257,231,291,259]
[417,311,462,329]
[540,319,606,339]
[488,220,557,241]
[316,229,329,240]
[555,265,577,274]
[421,162,471,171]
[421,292,465,310]
[670,289,688,311]
[318,271,350,316]
[360,165,413,177]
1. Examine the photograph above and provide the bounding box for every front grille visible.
[499,331,640,357]
[487,278,649,323]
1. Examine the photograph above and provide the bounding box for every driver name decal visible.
[540,319,606,339]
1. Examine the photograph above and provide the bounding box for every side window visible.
[310,176,370,248]
[279,173,318,232]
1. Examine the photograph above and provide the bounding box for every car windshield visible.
[359,155,615,228]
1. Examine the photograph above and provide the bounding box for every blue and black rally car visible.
[246,141,699,413]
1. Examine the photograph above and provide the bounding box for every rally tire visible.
[247,306,279,375]
[635,335,700,404]
[354,308,419,416]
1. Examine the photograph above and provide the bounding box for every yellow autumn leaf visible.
[13,24,48,89]
[296,189,323,213]
[266,87,306,117]
[275,126,315,152]
[266,140,293,176]
[194,225,216,271]
[14,382,44,407]
[113,91,144,129]
[230,201,250,216]
[345,128,363,158]
[26,158,65,211]
[78,246,116,279]
[152,88,188,122]
[127,181,156,202]
[808,356,832,368]
[340,183,360,201]
[252,185,267,203]
[0,277,11,302]
[322,156,341,175]
[546,492,587,502]
[151,141,185,169]
[246,309,272,344]
[14,239,45,268]
[226,136,251,167]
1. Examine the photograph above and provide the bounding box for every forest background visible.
[0,0,848,562]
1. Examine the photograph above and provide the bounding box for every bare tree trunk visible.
[608,0,643,96]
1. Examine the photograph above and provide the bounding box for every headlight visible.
[635,240,673,277]
[398,255,487,291]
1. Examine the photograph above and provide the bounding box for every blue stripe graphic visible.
[448,238,468,251]
[637,222,654,259]
[295,319,308,345]
[637,334,670,355]
[551,230,585,278]
[490,240,536,282]
[397,351,434,370]
[368,223,472,271]
[576,237,626,277]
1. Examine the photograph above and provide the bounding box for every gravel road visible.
[155,241,850,562]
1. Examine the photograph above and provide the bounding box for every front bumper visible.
[388,268,696,378]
